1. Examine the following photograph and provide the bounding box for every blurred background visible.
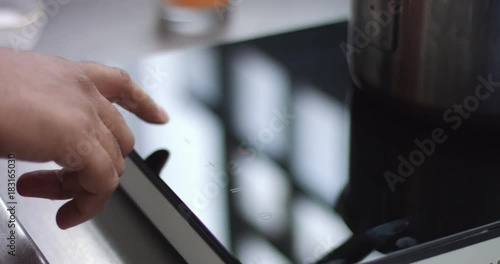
[0,1,351,263]
[0,0,347,62]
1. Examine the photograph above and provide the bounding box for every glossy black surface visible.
[125,23,500,263]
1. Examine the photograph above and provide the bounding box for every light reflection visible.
[122,24,357,263]
[361,250,385,262]
[292,84,350,205]
[236,233,292,264]
[233,155,291,238]
[292,196,352,263]
[229,46,291,159]
[124,55,230,248]
[185,49,222,106]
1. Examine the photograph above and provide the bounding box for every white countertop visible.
[35,0,349,62]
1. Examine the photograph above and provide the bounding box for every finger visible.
[51,137,119,229]
[55,140,118,195]
[78,61,169,124]
[56,191,110,229]
[78,115,125,176]
[17,170,79,200]
[55,145,118,229]
[95,95,135,157]
[80,144,118,194]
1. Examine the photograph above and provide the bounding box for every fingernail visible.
[158,106,170,123]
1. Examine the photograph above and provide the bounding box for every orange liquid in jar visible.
[165,0,228,8]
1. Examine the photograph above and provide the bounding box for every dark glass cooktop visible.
[121,23,500,263]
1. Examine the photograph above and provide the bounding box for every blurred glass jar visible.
[0,0,45,51]
[160,0,231,35]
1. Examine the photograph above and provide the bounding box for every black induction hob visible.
[123,22,500,263]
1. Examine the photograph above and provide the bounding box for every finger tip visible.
[157,106,170,124]
[57,223,70,230]
[17,172,30,181]
[56,206,74,230]
[16,188,27,197]
[57,222,71,230]
[16,176,29,196]
[56,216,68,230]
[16,171,54,197]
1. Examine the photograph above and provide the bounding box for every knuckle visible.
[116,157,126,175]
[71,108,95,133]
[72,69,98,95]
[65,104,98,137]
[104,175,120,193]
[93,173,118,195]
[60,111,97,169]
[115,106,126,122]
[100,164,119,193]
[123,134,135,156]
[75,199,96,218]
[74,74,94,91]
[70,64,100,98]
[63,115,84,143]
[114,67,132,85]
[108,133,128,168]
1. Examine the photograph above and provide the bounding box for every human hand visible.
[0,48,169,229]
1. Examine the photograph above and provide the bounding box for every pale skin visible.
[0,48,169,229]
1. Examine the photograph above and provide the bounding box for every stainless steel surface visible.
[0,160,185,264]
[0,196,48,264]
[349,0,500,112]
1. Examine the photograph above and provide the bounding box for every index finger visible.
[78,61,169,124]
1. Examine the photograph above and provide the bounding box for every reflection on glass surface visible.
[124,23,500,264]
[292,84,349,205]
[234,156,290,238]
[185,49,222,106]
[236,233,291,264]
[123,24,365,263]
[230,46,291,159]
[292,196,351,263]
[124,51,229,247]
